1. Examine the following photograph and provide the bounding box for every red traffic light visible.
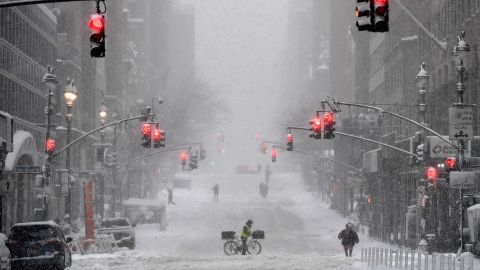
[89,14,105,33]
[367,195,372,205]
[324,112,334,125]
[271,149,277,158]
[180,151,188,161]
[153,128,162,141]
[287,134,293,143]
[426,167,438,182]
[310,118,322,132]
[446,157,456,170]
[374,0,388,16]
[142,124,152,137]
[46,139,56,153]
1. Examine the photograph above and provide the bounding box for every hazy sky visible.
[182,0,290,161]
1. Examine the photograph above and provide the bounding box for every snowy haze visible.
[187,0,290,166]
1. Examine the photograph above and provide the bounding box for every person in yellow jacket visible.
[240,219,253,255]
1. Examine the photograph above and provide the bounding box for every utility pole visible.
[451,31,471,253]
[42,66,57,219]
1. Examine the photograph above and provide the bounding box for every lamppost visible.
[151,96,164,121]
[99,101,108,143]
[42,66,57,219]
[63,79,78,222]
[452,31,470,253]
[416,62,429,127]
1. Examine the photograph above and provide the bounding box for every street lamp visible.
[452,31,470,104]
[416,62,429,126]
[150,96,164,121]
[63,79,78,223]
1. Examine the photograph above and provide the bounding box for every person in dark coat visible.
[212,184,219,202]
[338,222,359,257]
[167,188,175,205]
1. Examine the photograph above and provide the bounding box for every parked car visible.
[0,233,11,270]
[98,218,136,249]
[6,221,72,270]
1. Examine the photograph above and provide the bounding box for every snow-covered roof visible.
[12,220,59,228]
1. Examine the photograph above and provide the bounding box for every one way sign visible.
[449,106,474,141]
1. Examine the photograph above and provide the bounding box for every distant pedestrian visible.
[168,188,175,205]
[338,223,359,257]
[212,184,219,202]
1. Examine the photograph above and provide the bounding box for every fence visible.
[361,247,478,270]
[67,234,119,255]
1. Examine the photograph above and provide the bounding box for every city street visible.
[70,172,366,270]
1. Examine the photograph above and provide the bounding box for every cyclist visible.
[338,222,359,257]
[240,219,253,255]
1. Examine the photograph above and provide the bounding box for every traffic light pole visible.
[52,114,154,160]
[0,0,92,8]
[322,99,457,150]
[111,124,118,217]
[116,143,204,170]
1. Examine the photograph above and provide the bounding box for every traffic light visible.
[271,148,277,163]
[260,143,268,154]
[89,13,106,57]
[416,144,425,163]
[355,0,372,31]
[189,154,198,170]
[323,112,336,139]
[46,139,56,156]
[141,123,152,148]
[373,0,389,32]
[200,147,207,160]
[426,166,438,184]
[111,152,117,168]
[445,157,457,171]
[286,133,293,151]
[309,118,322,139]
[180,151,188,167]
[153,128,166,148]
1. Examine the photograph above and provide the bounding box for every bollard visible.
[399,249,403,269]
[425,253,428,270]
[395,250,399,268]
[410,251,415,270]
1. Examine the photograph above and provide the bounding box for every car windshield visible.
[11,225,56,241]
[101,219,129,228]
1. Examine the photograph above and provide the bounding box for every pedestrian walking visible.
[212,183,219,202]
[338,223,359,257]
[168,188,175,205]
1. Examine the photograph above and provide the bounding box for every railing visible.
[67,234,119,255]
[361,247,478,270]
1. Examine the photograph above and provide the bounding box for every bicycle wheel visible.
[223,240,238,256]
[247,240,262,255]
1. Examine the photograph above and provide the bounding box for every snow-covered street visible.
[70,172,371,269]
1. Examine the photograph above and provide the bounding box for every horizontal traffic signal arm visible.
[320,97,457,151]
[52,113,155,159]
[272,145,362,173]
[116,143,204,170]
[0,0,93,8]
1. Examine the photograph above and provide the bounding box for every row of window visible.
[0,42,46,92]
[16,5,57,38]
[0,72,46,125]
[0,7,56,68]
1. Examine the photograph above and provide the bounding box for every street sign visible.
[427,136,471,158]
[449,106,474,140]
[12,165,42,174]
[449,171,476,189]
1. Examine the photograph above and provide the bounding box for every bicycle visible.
[223,235,262,255]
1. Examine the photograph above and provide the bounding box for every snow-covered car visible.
[0,233,10,270]
[98,218,136,249]
[6,221,72,270]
